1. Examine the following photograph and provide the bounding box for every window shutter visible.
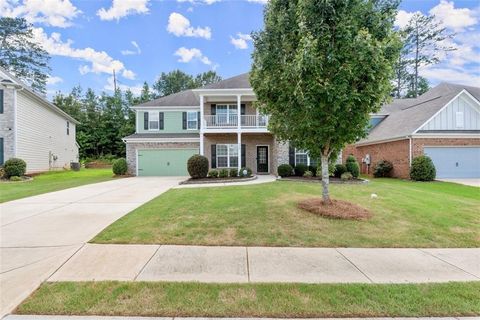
[289,144,295,166]
[144,112,149,130]
[159,112,164,130]
[182,112,187,129]
[0,138,4,165]
[241,144,246,167]
[0,89,4,114]
[211,144,216,168]
[197,111,201,129]
[211,104,216,115]
[240,104,246,115]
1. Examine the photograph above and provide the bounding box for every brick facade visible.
[203,133,275,174]
[126,141,200,174]
[345,137,480,179]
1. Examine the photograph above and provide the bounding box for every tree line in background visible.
[0,12,456,161]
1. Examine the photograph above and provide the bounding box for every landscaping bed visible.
[279,176,368,184]
[180,175,257,185]
[92,179,480,247]
[15,281,480,317]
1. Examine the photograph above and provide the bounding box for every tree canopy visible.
[153,69,222,97]
[0,17,50,94]
[251,0,400,202]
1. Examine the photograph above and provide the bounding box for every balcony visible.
[203,115,269,130]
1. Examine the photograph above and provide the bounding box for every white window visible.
[295,149,308,166]
[216,104,238,125]
[217,144,239,168]
[455,112,464,128]
[148,111,159,130]
[187,111,198,130]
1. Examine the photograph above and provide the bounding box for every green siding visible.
[137,111,198,134]
[138,149,198,176]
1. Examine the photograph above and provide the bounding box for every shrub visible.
[294,164,308,177]
[410,155,436,181]
[218,168,229,178]
[333,164,347,178]
[187,154,209,179]
[0,167,5,179]
[10,176,22,182]
[229,168,238,177]
[345,155,360,178]
[341,172,353,181]
[239,167,253,177]
[208,169,218,178]
[308,165,317,177]
[4,158,27,178]
[277,164,293,177]
[303,170,313,178]
[112,158,128,175]
[373,160,393,178]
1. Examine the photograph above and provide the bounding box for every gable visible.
[420,92,480,131]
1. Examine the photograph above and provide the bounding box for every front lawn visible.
[0,169,115,203]
[15,281,480,317]
[92,179,480,247]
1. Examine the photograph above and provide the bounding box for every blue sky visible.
[1,0,479,98]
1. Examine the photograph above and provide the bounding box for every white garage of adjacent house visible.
[415,88,480,179]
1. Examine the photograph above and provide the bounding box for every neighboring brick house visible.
[344,83,480,179]
[124,73,311,176]
[124,74,479,179]
[0,67,79,173]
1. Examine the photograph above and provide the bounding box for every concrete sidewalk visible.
[5,316,480,320]
[48,244,480,284]
[0,177,183,318]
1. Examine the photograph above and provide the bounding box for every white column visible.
[237,94,241,130]
[200,95,204,155]
[237,132,242,172]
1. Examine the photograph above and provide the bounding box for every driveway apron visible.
[0,177,182,318]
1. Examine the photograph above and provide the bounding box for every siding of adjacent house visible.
[136,110,199,134]
[16,90,78,173]
[420,93,480,131]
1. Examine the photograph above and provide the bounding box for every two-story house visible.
[125,73,480,179]
[0,67,79,173]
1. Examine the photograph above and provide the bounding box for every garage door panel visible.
[424,147,480,179]
[138,149,198,176]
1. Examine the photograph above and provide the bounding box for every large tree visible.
[0,17,50,94]
[251,0,400,203]
[153,70,222,97]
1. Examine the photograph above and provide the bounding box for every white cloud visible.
[167,12,211,39]
[247,0,268,4]
[0,0,81,28]
[97,0,149,21]
[174,47,211,65]
[394,10,419,29]
[177,0,220,5]
[230,32,252,49]
[104,76,143,95]
[32,28,135,79]
[429,0,478,32]
[121,41,141,55]
[122,69,136,80]
[420,66,480,87]
[46,75,63,85]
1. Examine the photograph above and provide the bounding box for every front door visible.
[256,146,269,173]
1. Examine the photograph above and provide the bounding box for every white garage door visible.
[424,147,480,179]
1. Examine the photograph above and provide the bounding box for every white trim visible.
[186,110,198,131]
[124,138,200,143]
[203,128,269,134]
[412,133,480,138]
[132,106,200,111]
[423,145,480,148]
[413,90,480,134]
[256,144,270,173]
[192,88,255,96]
[13,88,17,157]
[147,111,160,131]
[355,136,409,146]
[215,143,239,168]
[135,149,138,176]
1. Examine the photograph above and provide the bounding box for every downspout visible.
[408,135,412,168]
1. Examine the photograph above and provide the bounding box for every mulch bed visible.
[281,176,367,184]
[0,176,33,183]
[180,175,257,185]
[298,198,372,220]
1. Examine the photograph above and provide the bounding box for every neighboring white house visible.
[0,67,79,173]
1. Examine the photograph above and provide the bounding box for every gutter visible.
[408,135,412,168]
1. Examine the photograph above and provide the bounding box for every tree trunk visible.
[320,154,331,204]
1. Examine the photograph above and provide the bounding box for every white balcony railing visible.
[204,115,269,129]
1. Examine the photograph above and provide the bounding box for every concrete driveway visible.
[0,177,183,318]
[438,178,480,187]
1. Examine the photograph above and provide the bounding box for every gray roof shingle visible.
[360,83,480,144]
[135,90,199,107]
[200,73,251,89]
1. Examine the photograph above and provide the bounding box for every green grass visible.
[16,282,480,317]
[92,179,480,247]
[0,169,116,203]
